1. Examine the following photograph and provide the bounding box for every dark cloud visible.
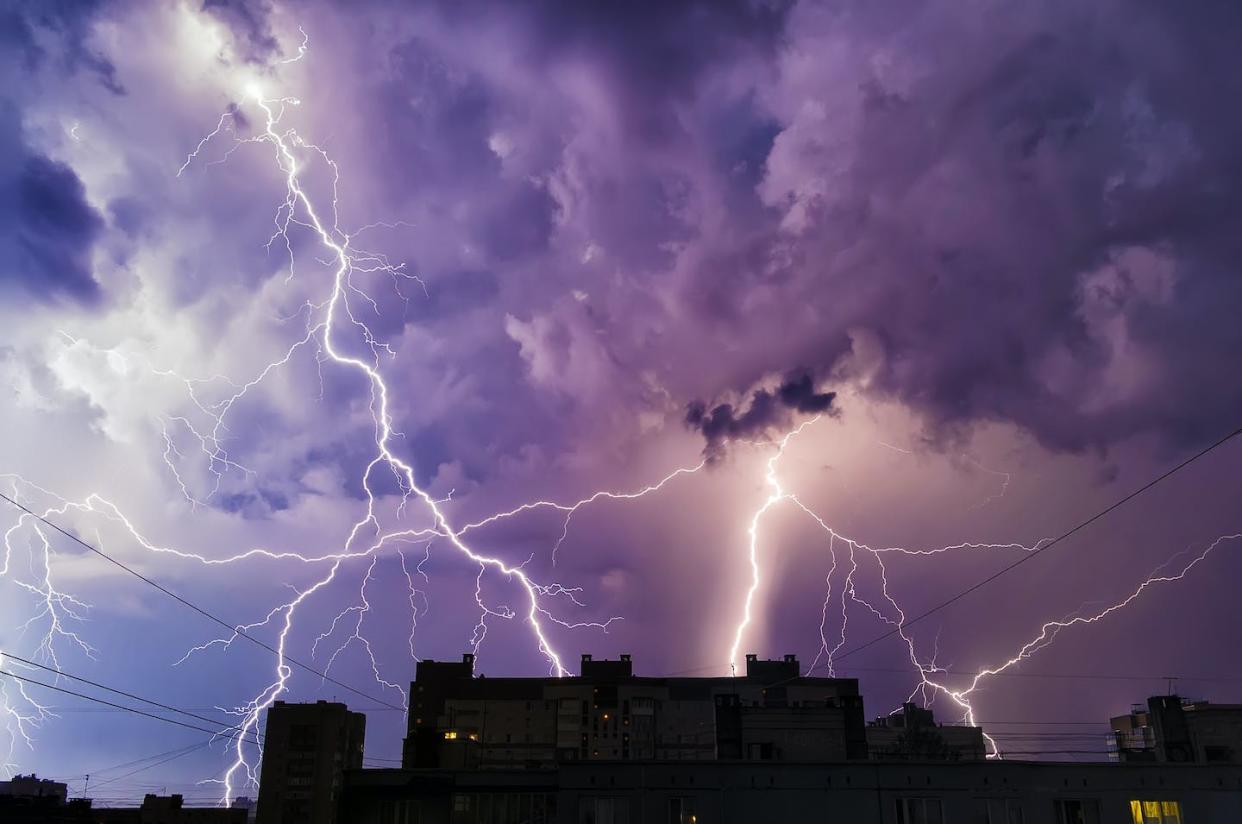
[201,0,279,61]
[447,0,791,97]
[0,103,104,306]
[668,0,1242,456]
[686,372,836,459]
[4,0,124,93]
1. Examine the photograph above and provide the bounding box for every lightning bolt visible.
[729,419,1240,758]
[0,39,706,796]
[3,21,1236,801]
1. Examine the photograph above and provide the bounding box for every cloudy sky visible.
[2,0,1241,804]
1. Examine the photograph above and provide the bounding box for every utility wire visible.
[86,741,216,793]
[658,662,1242,683]
[0,655,407,770]
[1,651,261,742]
[820,424,1242,668]
[0,490,405,711]
[0,669,262,746]
[835,667,1242,683]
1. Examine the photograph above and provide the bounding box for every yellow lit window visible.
[444,730,458,740]
[1129,800,1182,824]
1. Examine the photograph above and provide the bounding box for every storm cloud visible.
[4,0,1242,796]
[687,372,837,459]
[0,103,104,306]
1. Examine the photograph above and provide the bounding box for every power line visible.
[971,721,1109,726]
[839,666,1242,683]
[50,740,218,783]
[657,662,1242,684]
[0,490,405,712]
[821,424,1242,668]
[41,705,405,712]
[0,669,262,746]
[0,655,407,771]
[86,741,216,793]
[1,651,259,742]
[986,750,1114,757]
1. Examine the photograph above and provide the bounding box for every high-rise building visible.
[256,700,366,824]
[403,652,868,769]
[1111,695,1242,763]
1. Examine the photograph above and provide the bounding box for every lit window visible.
[1129,800,1183,824]
[444,730,458,740]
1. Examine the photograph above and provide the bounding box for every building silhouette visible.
[248,657,1242,823]
[340,751,1240,823]
[0,775,68,804]
[254,700,365,824]
[404,653,867,768]
[866,703,986,761]
[93,794,248,823]
[0,790,245,824]
[1111,695,1242,764]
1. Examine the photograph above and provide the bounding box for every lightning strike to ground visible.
[728,420,1240,758]
[2,27,1238,805]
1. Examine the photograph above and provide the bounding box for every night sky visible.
[2,0,1241,806]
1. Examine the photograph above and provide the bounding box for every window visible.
[579,797,630,824]
[288,723,318,749]
[897,798,944,824]
[977,798,1024,823]
[746,742,774,760]
[1129,801,1183,824]
[1055,799,1101,824]
[379,800,421,824]
[451,793,553,824]
[668,796,697,824]
[1204,745,1233,762]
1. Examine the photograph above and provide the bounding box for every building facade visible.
[1112,696,1242,764]
[0,774,69,803]
[255,700,366,824]
[404,653,868,769]
[0,793,245,824]
[339,760,1242,824]
[867,704,987,761]
[93,795,248,824]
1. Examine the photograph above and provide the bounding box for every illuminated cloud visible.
[2,0,1241,800]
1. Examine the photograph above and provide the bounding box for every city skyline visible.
[2,0,1242,807]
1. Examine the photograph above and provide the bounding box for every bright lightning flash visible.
[726,419,1241,758]
[2,32,1238,806]
[0,50,704,800]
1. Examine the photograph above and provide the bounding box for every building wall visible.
[341,761,1242,824]
[1113,697,1242,765]
[0,774,69,802]
[1184,707,1242,763]
[405,654,868,769]
[866,724,987,762]
[255,701,366,824]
